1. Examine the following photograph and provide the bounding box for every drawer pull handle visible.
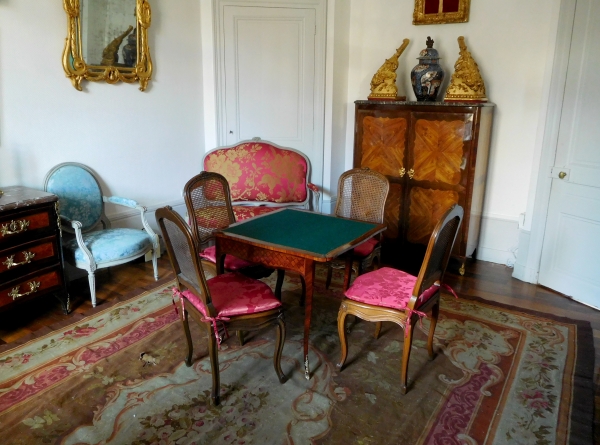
[407,168,415,179]
[399,168,406,177]
[3,251,36,269]
[1,219,30,237]
[9,281,41,300]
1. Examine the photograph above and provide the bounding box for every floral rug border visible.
[452,293,595,445]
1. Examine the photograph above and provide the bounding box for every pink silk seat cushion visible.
[345,267,439,311]
[204,142,308,204]
[200,246,253,270]
[233,206,277,222]
[181,272,281,317]
[353,237,379,258]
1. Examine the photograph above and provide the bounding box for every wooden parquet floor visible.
[0,257,597,439]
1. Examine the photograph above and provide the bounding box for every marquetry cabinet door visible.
[354,101,494,273]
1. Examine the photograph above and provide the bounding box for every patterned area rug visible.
[0,267,593,445]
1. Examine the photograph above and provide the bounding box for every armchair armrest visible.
[104,195,140,209]
[103,196,159,250]
[307,183,321,213]
[62,218,98,270]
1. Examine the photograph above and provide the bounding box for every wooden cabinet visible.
[0,187,69,313]
[353,101,494,274]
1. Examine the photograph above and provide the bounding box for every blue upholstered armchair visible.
[44,163,159,307]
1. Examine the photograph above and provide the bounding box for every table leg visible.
[275,269,285,300]
[303,261,315,380]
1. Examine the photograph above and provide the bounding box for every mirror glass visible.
[80,0,137,68]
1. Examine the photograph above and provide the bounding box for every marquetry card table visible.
[215,208,386,379]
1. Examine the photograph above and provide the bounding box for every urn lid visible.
[417,36,441,60]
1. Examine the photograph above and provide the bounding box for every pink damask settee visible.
[203,138,320,221]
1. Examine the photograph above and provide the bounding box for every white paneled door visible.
[538,0,600,308]
[221,5,321,184]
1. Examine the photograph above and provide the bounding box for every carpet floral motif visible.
[0,268,592,445]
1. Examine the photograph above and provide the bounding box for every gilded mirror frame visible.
[63,0,152,91]
[413,0,471,25]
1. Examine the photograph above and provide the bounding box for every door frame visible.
[514,0,578,284]
[200,0,329,191]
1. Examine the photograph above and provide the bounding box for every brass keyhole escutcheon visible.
[558,171,567,179]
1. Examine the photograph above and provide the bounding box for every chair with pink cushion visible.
[203,137,320,220]
[184,171,262,279]
[155,206,286,406]
[326,168,390,290]
[336,204,463,394]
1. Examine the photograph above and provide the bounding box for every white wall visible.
[0,1,202,228]
[0,1,564,269]
[339,0,561,265]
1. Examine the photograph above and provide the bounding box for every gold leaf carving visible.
[444,37,488,102]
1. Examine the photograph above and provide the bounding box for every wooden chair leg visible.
[181,310,194,367]
[237,330,245,346]
[427,301,439,360]
[400,319,414,395]
[151,247,159,280]
[336,303,350,370]
[273,314,287,383]
[374,321,382,339]
[207,327,221,406]
[325,265,333,289]
[372,253,380,271]
[88,271,97,307]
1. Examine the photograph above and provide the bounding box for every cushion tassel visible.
[171,287,231,348]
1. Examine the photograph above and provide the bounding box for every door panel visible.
[539,0,600,307]
[222,6,320,182]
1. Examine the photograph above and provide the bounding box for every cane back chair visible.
[337,204,463,394]
[155,206,286,406]
[184,172,256,279]
[326,168,390,290]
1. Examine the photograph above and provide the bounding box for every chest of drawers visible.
[0,186,69,313]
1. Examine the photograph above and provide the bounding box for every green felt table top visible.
[221,209,381,256]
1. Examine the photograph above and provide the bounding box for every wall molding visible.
[106,199,186,231]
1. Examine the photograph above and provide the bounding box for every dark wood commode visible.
[353,101,495,274]
[0,186,69,313]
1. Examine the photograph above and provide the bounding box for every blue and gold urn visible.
[411,37,445,101]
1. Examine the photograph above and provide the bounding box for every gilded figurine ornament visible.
[444,36,488,102]
[368,39,410,101]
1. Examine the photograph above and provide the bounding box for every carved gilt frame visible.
[413,0,471,25]
[62,0,152,91]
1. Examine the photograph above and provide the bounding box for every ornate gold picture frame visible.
[62,0,152,91]
[413,0,471,25]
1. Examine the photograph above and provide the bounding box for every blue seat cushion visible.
[63,228,153,264]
